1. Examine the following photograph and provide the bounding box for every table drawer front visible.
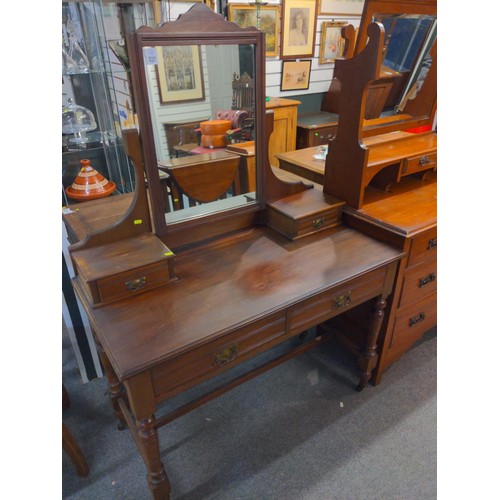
[151,312,286,400]
[408,226,437,267]
[402,151,437,175]
[288,266,387,336]
[392,293,437,348]
[399,256,437,308]
[97,262,171,305]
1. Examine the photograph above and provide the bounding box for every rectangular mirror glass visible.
[141,43,257,224]
[370,13,437,118]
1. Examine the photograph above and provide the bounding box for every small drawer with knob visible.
[402,151,437,175]
[71,233,176,307]
[267,188,344,240]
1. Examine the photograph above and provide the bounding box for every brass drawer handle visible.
[418,156,430,167]
[214,345,237,366]
[427,238,437,249]
[409,312,426,327]
[419,273,436,287]
[332,291,351,309]
[125,276,146,292]
[312,217,326,230]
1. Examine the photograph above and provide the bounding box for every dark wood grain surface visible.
[80,225,403,379]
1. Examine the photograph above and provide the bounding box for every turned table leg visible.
[357,295,386,391]
[137,415,171,499]
[96,345,127,430]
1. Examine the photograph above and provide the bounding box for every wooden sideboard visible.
[266,97,301,167]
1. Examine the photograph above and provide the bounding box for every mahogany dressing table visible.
[64,5,405,498]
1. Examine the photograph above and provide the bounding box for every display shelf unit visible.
[62,0,158,204]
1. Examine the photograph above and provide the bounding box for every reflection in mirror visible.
[370,14,437,117]
[141,43,257,224]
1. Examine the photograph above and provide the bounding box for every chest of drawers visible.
[329,175,437,383]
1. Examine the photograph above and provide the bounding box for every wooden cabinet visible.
[296,111,339,149]
[266,97,301,167]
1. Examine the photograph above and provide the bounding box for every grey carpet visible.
[63,326,437,500]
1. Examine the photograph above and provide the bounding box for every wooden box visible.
[71,233,176,307]
[267,188,344,240]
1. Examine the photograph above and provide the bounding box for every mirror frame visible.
[355,0,437,136]
[127,4,266,248]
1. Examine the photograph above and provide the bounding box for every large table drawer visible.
[408,226,437,267]
[288,266,388,336]
[399,256,437,308]
[392,293,437,348]
[151,312,286,400]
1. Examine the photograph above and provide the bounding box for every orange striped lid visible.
[65,159,116,201]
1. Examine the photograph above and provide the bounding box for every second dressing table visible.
[65,6,406,498]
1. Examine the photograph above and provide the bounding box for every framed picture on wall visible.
[228,4,280,57]
[280,59,312,91]
[318,21,348,64]
[319,0,364,16]
[156,45,205,104]
[280,0,319,59]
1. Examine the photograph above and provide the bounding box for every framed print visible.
[228,4,280,57]
[156,45,205,104]
[280,59,312,91]
[319,0,364,16]
[318,21,347,64]
[280,0,319,59]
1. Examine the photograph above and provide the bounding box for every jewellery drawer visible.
[399,256,437,308]
[288,266,388,336]
[267,188,344,240]
[71,233,176,307]
[402,151,437,175]
[407,226,437,267]
[96,262,171,305]
[391,293,437,348]
[151,312,287,400]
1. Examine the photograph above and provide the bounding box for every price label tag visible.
[144,47,158,65]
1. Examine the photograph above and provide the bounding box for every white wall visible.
[227,0,361,98]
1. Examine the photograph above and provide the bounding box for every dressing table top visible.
[75,224,403,380]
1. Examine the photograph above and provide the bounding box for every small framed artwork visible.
[319,0,364,16]
[156,45,205,104]
[319,21,348,64]
[280,0,319,59]
[228,4,280,57]
[280,59,312,91]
